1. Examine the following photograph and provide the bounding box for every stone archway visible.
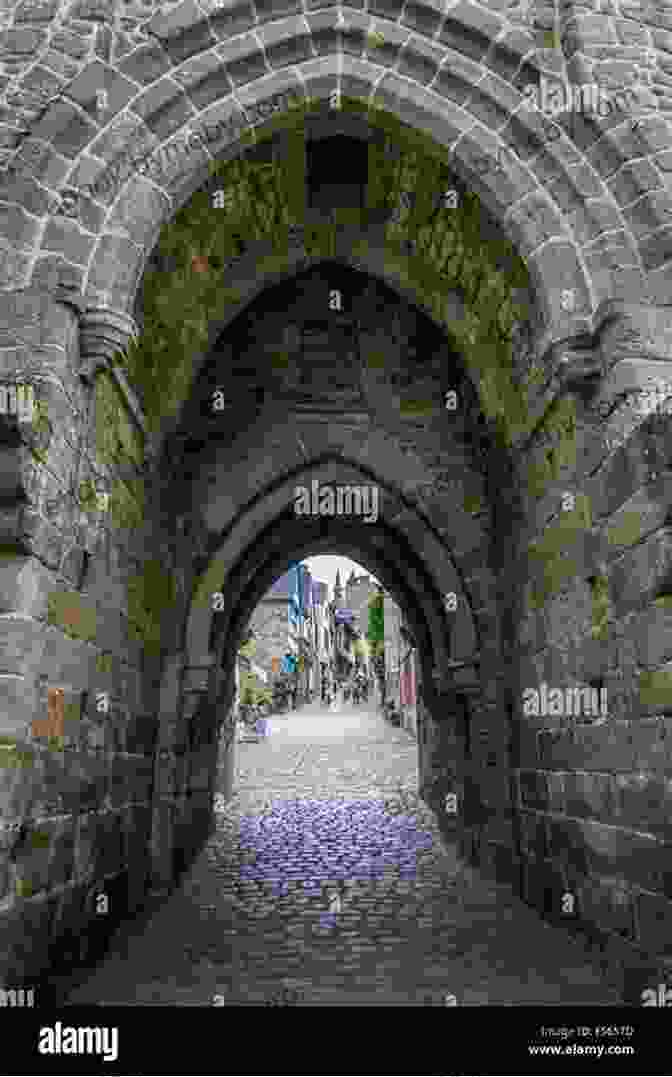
[2,0,672,1001]
[162,348,491,890]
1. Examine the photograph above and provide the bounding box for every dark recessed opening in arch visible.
[307,135,369,210]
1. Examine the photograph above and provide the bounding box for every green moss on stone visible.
[47,591,97,642]
[64,699,81,724]
[0,544,24,558]
[365,350,387,369]
[532,496,592,559]
[527,498,591,609]
[606,511,647,548]
[589,574,611,641]
[29,399,51,464]
[527,457,555,500]
[528,552,580,609]
[95,371,144,469]
[127,561,176,657]
[0,739,34,767]
[78,479,99,514]
[96,652,113,674]
[639,670,672,706]
[31,398,51,440]
[526,396,577,499]
[464,494,483,514]
[110,478,145,531]
[399,398,434,416]
[122,99,533,451]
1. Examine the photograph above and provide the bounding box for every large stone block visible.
[126,712,158,755]
[206,0,255,41]
[59,749,107,813]
[546,817,592,877]
[612,772,672,843]
[46,881,90,974]
[0,671,39,730]
[633,603,672,668]
[97,812,125,877]
[519,810,550,860]
[0,615,46,679]
[636,891,672,957]
[118,41,173,87]
[0,557,60,619]
[108,754,129,809]
[127,755,154,803]
[72,813,98,884]
[610,531,672,619]
[520,856,570,920]
[10,818,73,897]
[576,874,636,943]
[537,720,635,772]
[5,896,56,982]
[563,771,615,822]
[516,768,549,810]
[574,820,671,895]
[147,0,217,64]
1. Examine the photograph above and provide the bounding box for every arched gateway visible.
[1,0,672,1002]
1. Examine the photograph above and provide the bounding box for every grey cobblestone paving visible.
[65,704,622,1006]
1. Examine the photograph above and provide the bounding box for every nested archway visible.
[151,253,514,890]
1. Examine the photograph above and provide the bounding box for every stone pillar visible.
[150,748,178,896]
[215,663,237,802]
[149,655,184,893]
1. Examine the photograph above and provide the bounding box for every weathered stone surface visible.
[118,41,174,87]
[0,0,671,1003]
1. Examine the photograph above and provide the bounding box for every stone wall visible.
[511,310,672,1000]
[0,288,163,987]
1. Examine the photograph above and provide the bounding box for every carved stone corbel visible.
[79,306,138,384]
[79,305,149,439]
[596,301,672,370]
[590,303,672,424]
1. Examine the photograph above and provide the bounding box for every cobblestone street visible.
[64,704,621,1006]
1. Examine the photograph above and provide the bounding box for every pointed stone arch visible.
[160,448,484,890]
[184,452,477,680]
[5,5,665,308]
